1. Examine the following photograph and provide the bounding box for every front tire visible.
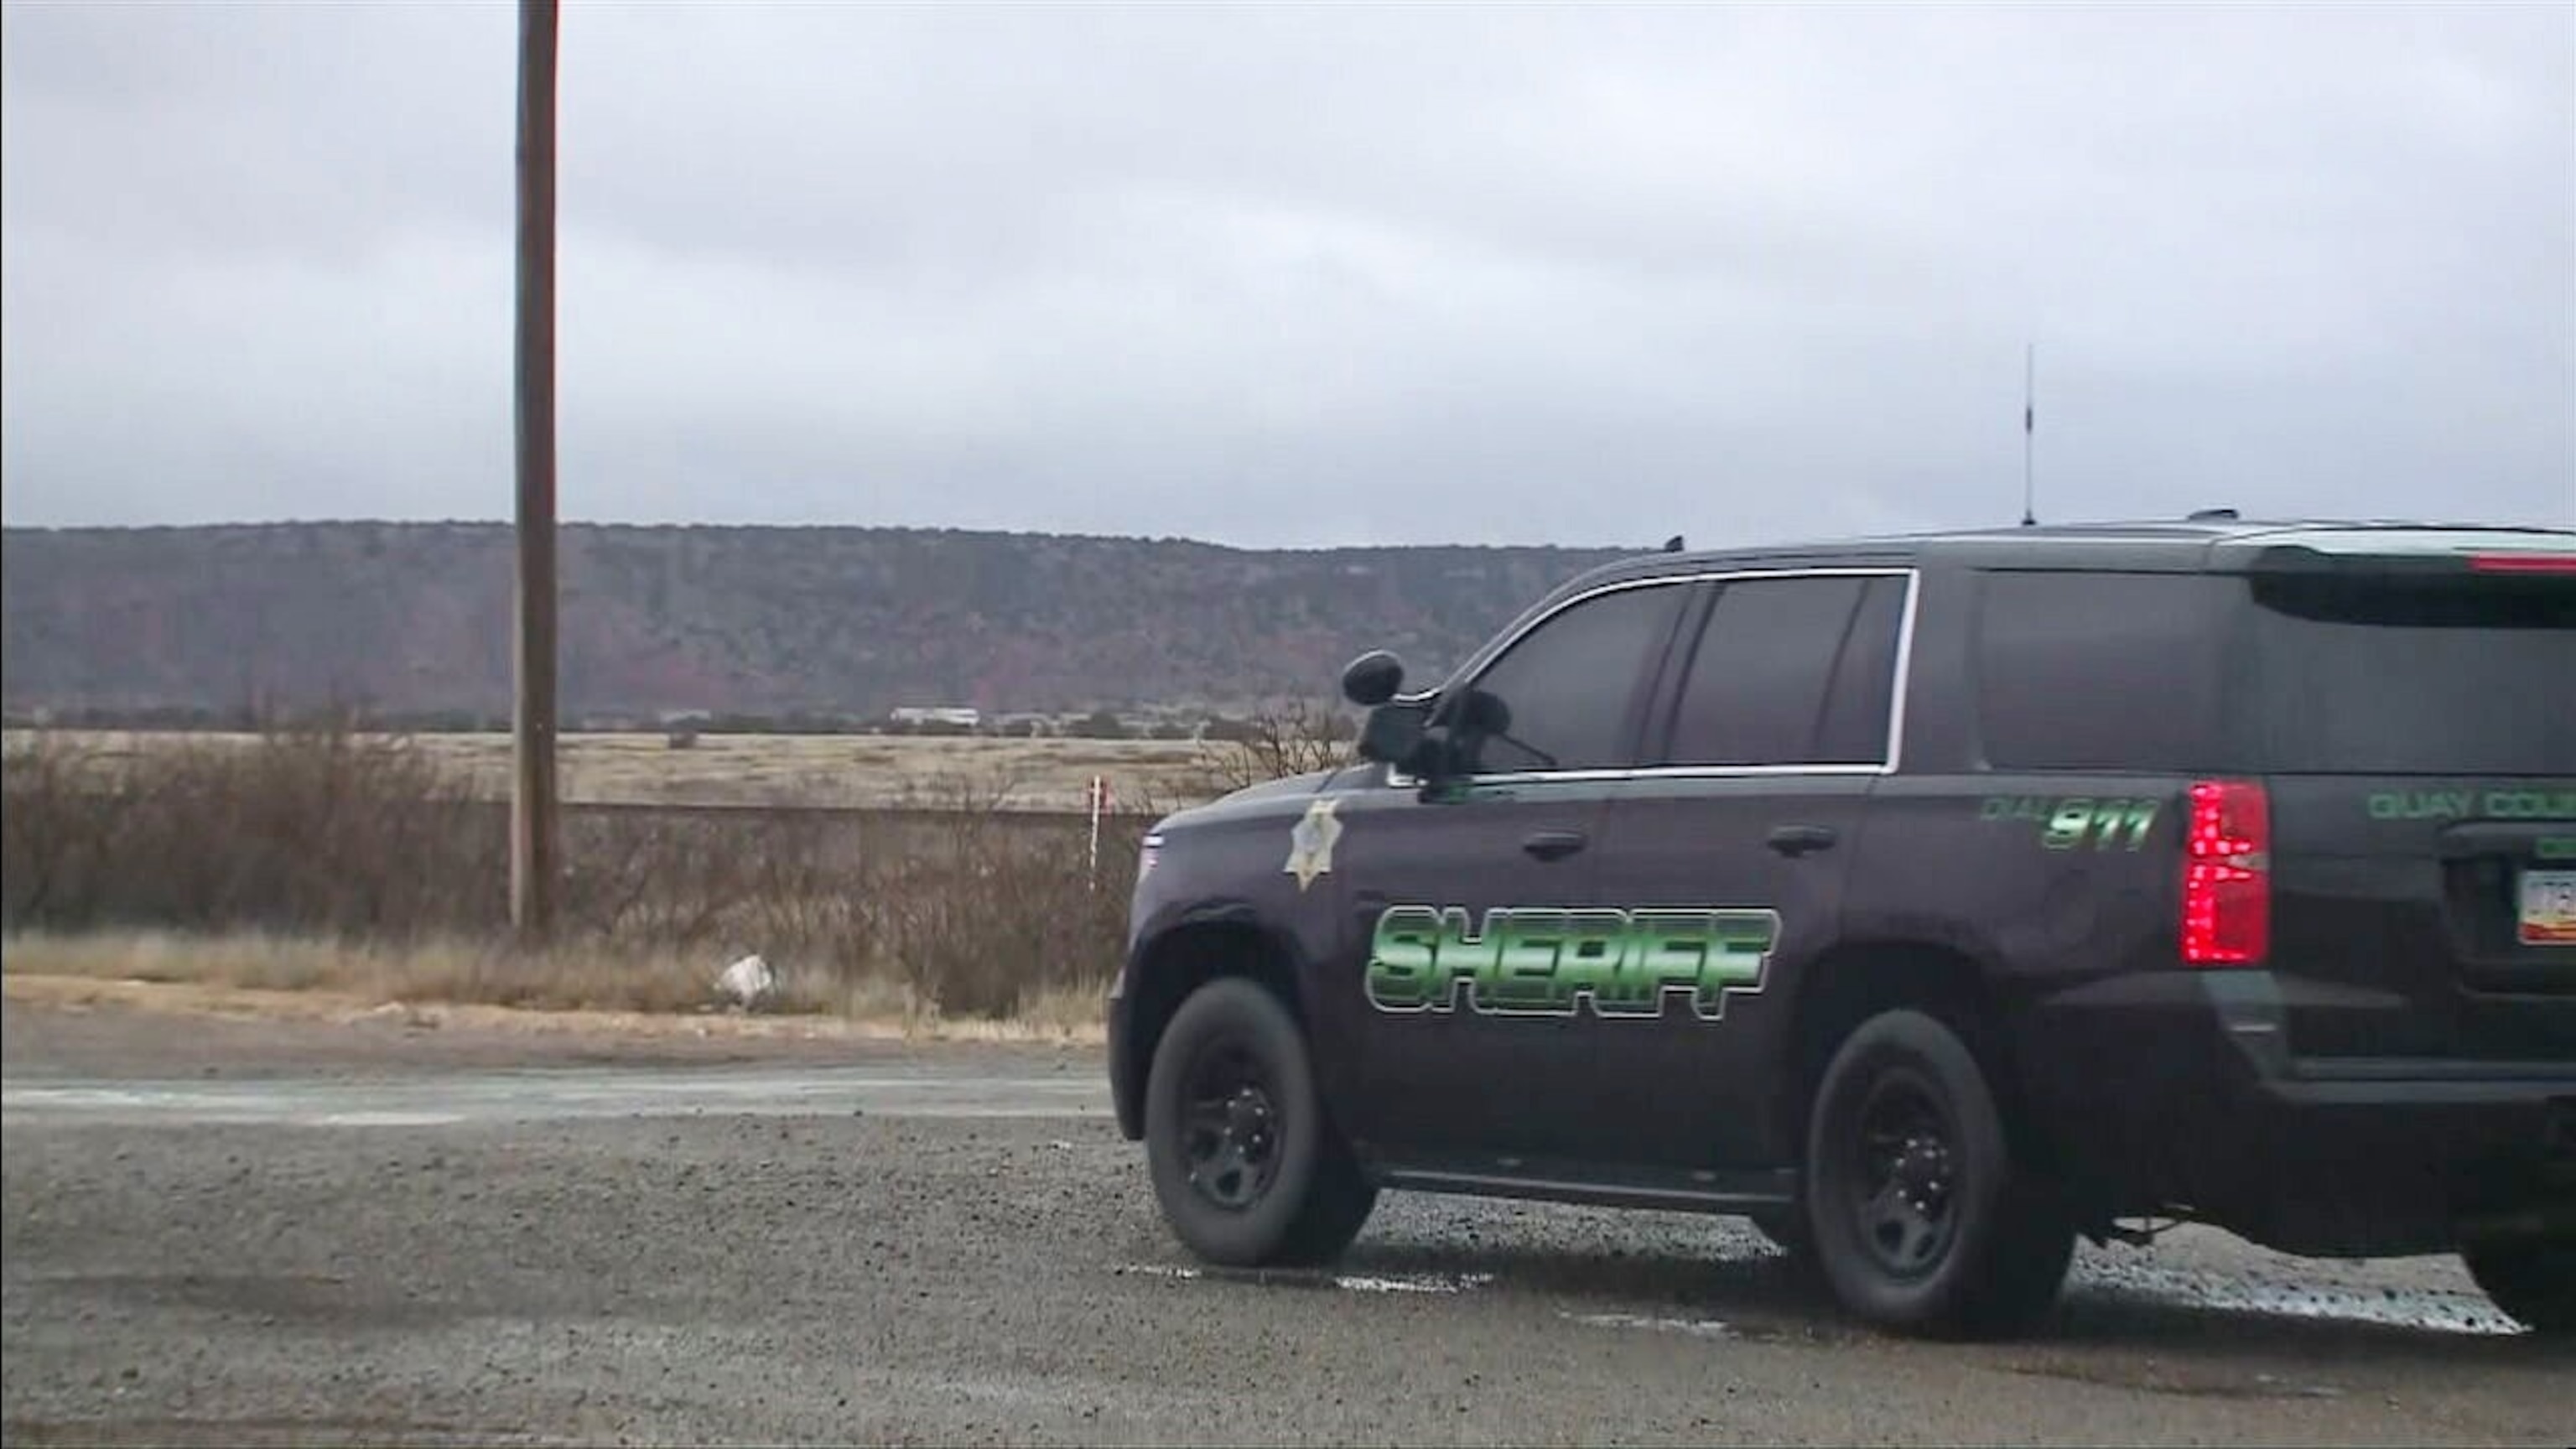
[1144,977,1377,1267]
[2463,1233,2576,1335]
[1804,1009,2074,1338]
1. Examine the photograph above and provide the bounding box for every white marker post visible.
[1086,775,1111,891]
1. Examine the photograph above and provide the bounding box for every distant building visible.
[890,706,982,730]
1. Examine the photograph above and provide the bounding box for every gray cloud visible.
[3,0,2569,549]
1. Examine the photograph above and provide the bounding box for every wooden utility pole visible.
[511,0,560,941]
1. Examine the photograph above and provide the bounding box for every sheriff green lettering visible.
[1368,905,1778,1021]
[1982,796,2159,850]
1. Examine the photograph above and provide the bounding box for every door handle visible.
[1767,824,1839,858]
[1522,829,1589,862]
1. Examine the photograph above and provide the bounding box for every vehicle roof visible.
[1561,515,2576,593]
[1423,512,2573,697]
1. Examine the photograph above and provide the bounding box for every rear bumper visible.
[2229,1074,2574,1253]
[2020,972,2576,1256]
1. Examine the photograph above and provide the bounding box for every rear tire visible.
[1144,977,1377,1267]
[1804,1009,2074,1338]
[2463,1234,2576,1335]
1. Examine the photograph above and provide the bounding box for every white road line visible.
[1115,1263,1495,1296]
[1561,1310,1739,1338]
[1332,1272,1495,1295]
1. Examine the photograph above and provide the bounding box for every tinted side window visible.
[1454,584,1682,774]
[1665,575,1894,766]
[1976,571,2235,771]
[1817,576,1908,764]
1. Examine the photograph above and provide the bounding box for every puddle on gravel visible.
[1114,1263,1495,1296]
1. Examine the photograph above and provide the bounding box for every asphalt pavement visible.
[3,1002,2568,1446]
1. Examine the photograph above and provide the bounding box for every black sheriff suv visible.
[1106,517,2576,1337]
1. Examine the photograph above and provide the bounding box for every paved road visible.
[1,1064,1109,1128]
[3,1005,2568,1446]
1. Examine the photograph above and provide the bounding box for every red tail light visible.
[2470,553,2576,575]
[2183,779,2269,966]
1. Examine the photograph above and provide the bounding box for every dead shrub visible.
[3,730,138,925]
[4,716,496,938]
[1192,699,1357,796]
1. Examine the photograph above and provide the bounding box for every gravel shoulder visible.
[5,1000,2568,1447]
[2,980,1091,1079]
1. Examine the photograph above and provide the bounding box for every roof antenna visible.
[2019,342,2038,527]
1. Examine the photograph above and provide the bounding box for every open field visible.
[0,730,1224,813]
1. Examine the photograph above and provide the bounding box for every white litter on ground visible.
[715,953,776,1010]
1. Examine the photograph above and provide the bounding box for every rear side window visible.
[1452,582,1684,775]
[1817,576,1908,763]
[1661,574,1907,766]
[2236,573,2576,774]
[1975,572,2236,771]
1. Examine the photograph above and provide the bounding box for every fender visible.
[1110,896,1327,1140]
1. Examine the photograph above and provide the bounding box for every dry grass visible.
[3,929,766,1014]
[3,709,1346,1030]
[3,729,1220,813]
[3,725,1152,1022]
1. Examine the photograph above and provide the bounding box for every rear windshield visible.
[1974,569,2576,775]
[2234,572,2576,776]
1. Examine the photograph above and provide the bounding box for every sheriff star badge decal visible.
[1284,797,1343,893]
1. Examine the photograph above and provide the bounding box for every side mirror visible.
[1356,698,1431,770]
[1340,650,1405,708]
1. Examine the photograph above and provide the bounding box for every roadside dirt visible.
[1,978,1097,1079]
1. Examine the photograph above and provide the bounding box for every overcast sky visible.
[3,2,2569,550]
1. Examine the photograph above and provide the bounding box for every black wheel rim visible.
[1177,1035,1282,1211]
[1849,1068,1961,1280]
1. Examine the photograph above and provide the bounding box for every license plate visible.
[2521,870,2576,947]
